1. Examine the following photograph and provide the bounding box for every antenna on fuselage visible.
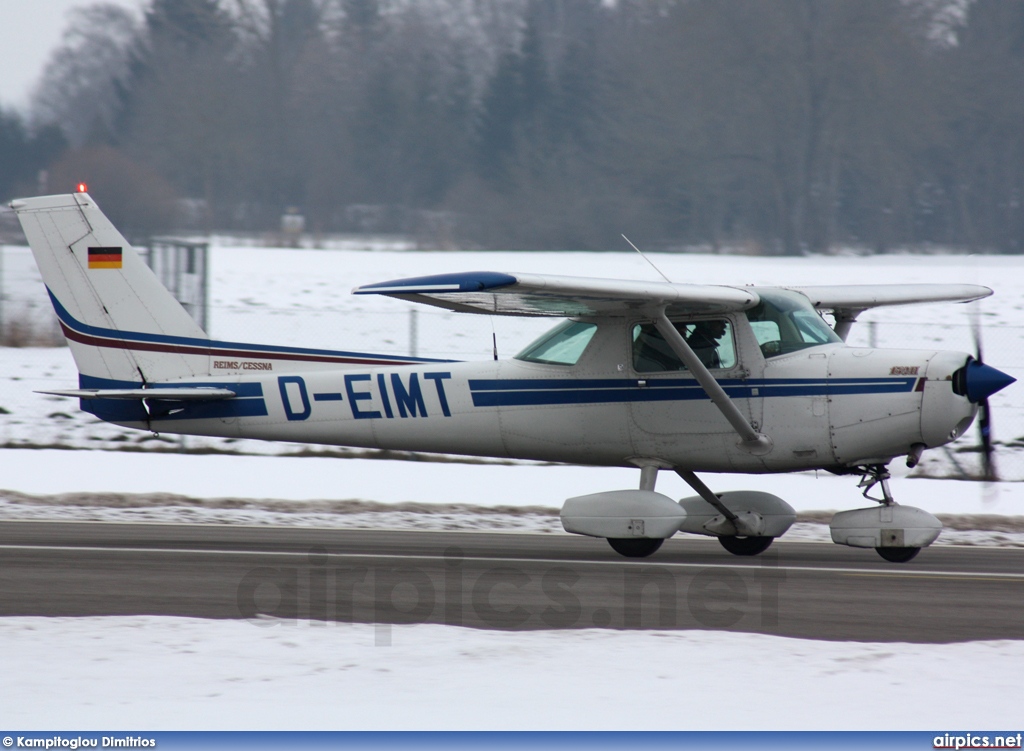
[622,234,672,283]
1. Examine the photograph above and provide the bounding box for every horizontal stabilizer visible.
[37,387,237,400]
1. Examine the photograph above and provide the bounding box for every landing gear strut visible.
[677,468,782,557]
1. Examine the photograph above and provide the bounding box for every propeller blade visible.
[978,396,996,482]
[970,302,984,364]
[966,301,1008,481]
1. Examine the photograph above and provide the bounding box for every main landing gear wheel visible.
[607,538,664,558]
[718,536,774,556]
[875,547,921,563]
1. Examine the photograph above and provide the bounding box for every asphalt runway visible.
[1,521,1022,642]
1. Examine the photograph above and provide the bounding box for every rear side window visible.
[516,321,598,366]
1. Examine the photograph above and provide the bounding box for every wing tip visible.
[354,271,518,296]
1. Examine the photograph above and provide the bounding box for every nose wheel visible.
[857,464,928,563]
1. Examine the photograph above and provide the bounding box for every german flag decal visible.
[88,246,123,269]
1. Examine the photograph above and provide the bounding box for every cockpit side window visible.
[515,320,598,366]
[632,319,737,372]
[746,290,841,358]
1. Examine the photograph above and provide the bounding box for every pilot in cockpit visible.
[685,319,728,369]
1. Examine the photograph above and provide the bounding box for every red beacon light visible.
[77,182,88,193]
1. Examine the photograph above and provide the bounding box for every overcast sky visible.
[0,0,146,112]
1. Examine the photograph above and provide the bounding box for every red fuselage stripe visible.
[59,322,410,367]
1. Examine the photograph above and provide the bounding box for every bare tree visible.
[31,3,142,146]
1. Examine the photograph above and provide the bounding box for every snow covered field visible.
[1,241,1023,730]
[4,616,1024,730]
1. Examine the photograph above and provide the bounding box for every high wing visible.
[781,283,991,340]
[354,272,992,319]
[353,271,759,317]
[784,284,992,311]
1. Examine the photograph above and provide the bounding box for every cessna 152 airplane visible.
[11,192,1016,562]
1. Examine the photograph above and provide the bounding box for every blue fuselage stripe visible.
[468,378,916,407]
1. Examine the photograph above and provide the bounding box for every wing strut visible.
[831,308,863,341]
[653,312,772,455]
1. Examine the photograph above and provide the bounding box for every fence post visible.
[409,308,419,357]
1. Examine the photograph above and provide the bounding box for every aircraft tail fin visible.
[10,193,211,385]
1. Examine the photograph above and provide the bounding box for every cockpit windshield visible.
[515,320,598,366]
[745,289,841,358]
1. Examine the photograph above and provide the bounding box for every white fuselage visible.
[103,315,976,473]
